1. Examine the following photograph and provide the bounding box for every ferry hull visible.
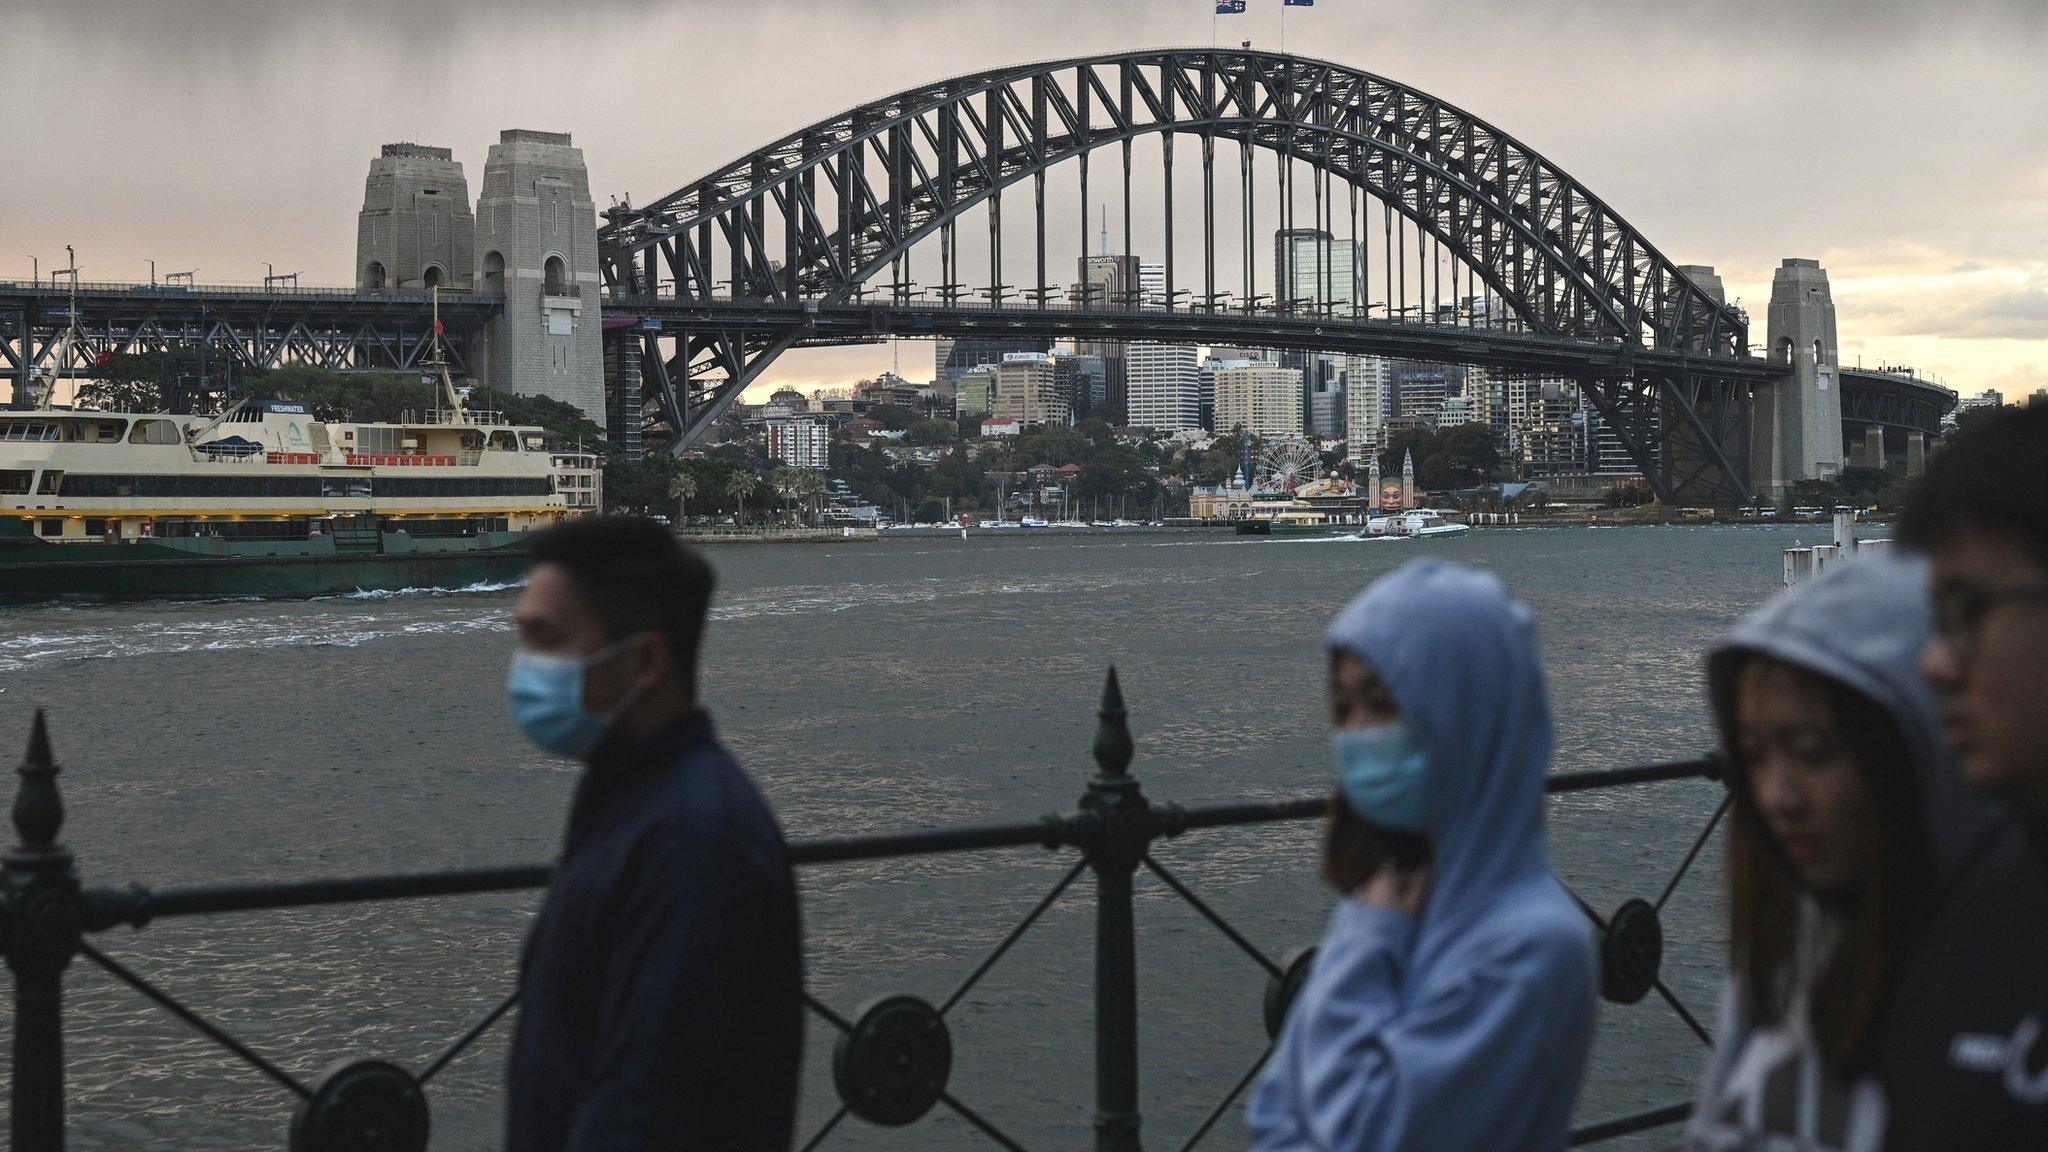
[0,531,532,602]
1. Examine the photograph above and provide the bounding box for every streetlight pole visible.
[28,256,36,286]
[148,260,156,287]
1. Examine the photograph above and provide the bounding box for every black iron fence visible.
[0,669,1727,1151]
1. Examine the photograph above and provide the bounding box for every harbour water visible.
[0,524,1832,1150]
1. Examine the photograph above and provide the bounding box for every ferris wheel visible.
[1256,438,1323,491]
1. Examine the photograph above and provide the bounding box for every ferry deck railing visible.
[0,670,1728,1151]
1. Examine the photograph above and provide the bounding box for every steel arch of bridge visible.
[599,48,1756,500]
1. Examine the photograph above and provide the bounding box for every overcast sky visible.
[8,0,2046,400]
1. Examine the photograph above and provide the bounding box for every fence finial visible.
[1092,667,1133,780]
[13,708,62,852]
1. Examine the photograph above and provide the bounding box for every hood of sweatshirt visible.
[1706,551,1996,887]
[1324,558,1552,919]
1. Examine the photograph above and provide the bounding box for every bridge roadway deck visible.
[1,281,1955,433]
[609,295,1789,384]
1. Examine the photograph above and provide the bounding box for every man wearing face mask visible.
[1249,559,1598,1152]
[502,516,800,1152]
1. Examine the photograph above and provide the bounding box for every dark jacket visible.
[506,710,802,1152]
[1876,820,2048,1150]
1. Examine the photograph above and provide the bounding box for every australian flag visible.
[1216,0,1246,12]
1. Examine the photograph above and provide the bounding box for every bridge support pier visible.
[601,329,644,460]
[1756,259,1844,500]
[1907,430,1928,478]
[1863,425,1885,471]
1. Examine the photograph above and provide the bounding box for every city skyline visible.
[9,0,2047,402]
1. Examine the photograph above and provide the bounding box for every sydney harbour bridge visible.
[2,49,1955,507]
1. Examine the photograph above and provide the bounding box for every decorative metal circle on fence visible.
[288,1059,430,1152]
[831,994,954,1126]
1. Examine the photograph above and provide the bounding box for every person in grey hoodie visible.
[1688,553,1999,1152]
[1249,559,1599,1152]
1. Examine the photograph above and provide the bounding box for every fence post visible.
[5,710,83,1152]
[1083,668,1146,1152]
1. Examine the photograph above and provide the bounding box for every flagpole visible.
[1281,0,1286,55]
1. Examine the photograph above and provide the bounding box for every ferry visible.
[1363,510,1471,539]
[0,398,599,601]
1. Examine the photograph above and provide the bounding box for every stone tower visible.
[356,144,474,291]
[473,130,605,421]
[1755,259,1843,500]
[1367,452,1382,511]
[1401,448,1416,509]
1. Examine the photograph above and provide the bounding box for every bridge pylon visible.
[1756,259,1844,500]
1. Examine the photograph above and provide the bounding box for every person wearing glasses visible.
[1877,405,2048,1149]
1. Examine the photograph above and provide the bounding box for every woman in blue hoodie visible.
[1249,559,1600,1152]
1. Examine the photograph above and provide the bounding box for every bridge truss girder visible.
[598,48,1756,497]
[0,315,473,382]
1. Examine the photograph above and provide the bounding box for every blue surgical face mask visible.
[506,636,649,759]
[1333,723,1432,833]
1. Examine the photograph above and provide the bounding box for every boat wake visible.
[329,579,529,601]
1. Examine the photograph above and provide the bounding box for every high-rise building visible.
[1074,250,1140,410]
[356,143,474,292]
[1521,415,1589,479]
[767,416,831,471]
[1138,261,1167,308]
[1343,355,1392,461]
[1274,230,1358,313]
[472,129,605,420]
[1212,361,1305,439]
[1127,344,1201,432]
[955,365,997,418]
[936,337,1054,391]
[1054,354,1108,419]
[1391,362,1456,427]
[994,353,1067,427]
[1586,403,1654,478]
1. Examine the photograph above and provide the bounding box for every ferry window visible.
[38,518,62,537]
[0,423,58,441]
[84,519,108,537]
[320,477,373,499]
[356,427,402,453]
[94,422,125,442]
[0,470,30,495]
[127,420,182,445]
[489,431,519,451]
[35,470,62,495]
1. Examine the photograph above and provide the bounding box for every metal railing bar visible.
[1657,793,1733,913]
[1176,1043,1272,1152]
[76,941,312,1099]
[1545,757,1721,794]
[417,989,520,1085]
[939,1090,1032,1152]
[1568,1101,1692,1146]
[938,856,1090,1016]
[787,817,1065,866]
[79,760,1722,927]
[1140,855,1284,979]
[1168,758,1721,835]
[796,1104,851,1152]
[117,864,552,921]
[804,991,854,1034]
[1653,978,1713,1047]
